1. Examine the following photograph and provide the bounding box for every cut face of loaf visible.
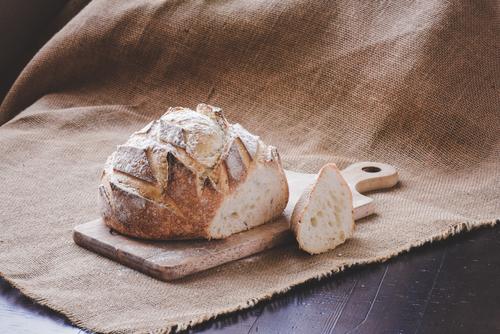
[291,164,354,254]
[99,104,289,240]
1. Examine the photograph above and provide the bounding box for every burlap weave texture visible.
[0,0,498,333]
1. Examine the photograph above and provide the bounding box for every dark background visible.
[1,224,499,333]
[0,0,87,104]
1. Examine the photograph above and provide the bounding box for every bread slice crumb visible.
[291,163,354,254]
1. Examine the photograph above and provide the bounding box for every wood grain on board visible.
[73,162,399,280]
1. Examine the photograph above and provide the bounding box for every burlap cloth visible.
[0,0,498,333]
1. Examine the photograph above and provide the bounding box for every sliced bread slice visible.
[291,163,354,254]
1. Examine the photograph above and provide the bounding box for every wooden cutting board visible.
[73,161,398,281]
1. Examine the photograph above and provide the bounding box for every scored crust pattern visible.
[99,104,284,239]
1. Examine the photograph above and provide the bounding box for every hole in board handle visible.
[362,166,381,173]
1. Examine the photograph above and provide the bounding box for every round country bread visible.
[99,104,289,240]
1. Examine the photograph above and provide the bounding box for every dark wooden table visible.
[1,223,499,334]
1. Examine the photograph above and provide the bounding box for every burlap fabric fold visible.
[0,0,498,333]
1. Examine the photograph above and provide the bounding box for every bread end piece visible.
[291,163,354,255]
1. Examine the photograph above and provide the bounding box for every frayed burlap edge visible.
[1,218,498,334]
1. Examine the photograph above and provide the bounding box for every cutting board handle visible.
[341,161,399,220]
[74,161,400,281]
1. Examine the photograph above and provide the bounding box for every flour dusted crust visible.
[99,104,289,240]
[291,163,354,254]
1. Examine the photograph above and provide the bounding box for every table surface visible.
[1,223,498,334]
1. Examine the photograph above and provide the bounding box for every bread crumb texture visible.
[99,104,289,240]
[291,163,354,254]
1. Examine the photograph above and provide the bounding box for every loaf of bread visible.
[291,163,354,254]
[99,104,289,240]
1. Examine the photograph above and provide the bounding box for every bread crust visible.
[291,163,354,254]
[99,104,289,240]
